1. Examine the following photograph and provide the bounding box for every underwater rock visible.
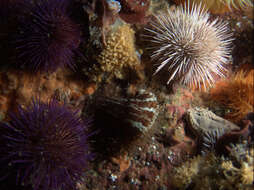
[119,0,151,24]
[0,69,89,119]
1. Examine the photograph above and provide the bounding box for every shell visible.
[100,89,159,133]
[186,107,240,154]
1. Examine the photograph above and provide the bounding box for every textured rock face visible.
[0,69,94,120]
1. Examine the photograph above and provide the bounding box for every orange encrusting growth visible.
[210,66,254,122]
[172,0,253,14]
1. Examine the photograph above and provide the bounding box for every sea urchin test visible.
[143,3,233,90]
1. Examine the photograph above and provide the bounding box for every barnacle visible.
[96,24,141,80]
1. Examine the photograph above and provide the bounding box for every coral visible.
[0,99,90,190]
[173,0,253,14]
[143,3,233,90]
[15,0,81,72]
[171,155,203,189]
[96,24,141,80]
[171,142,254,189]
[210,67,254,122]
[119,0,151,24]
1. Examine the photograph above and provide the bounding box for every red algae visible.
[119,0,151,24]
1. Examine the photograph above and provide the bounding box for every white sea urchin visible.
[143,3,233,90]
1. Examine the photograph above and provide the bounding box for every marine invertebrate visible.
[171,155,204,189]
[89,89,158,156]
[96,24,141,80]
[221,142,254,187]
[143,3,233,90]
[186,107,240,154]
[210,67,254,122]
[186,107,239,139]
[0,99,90,190]
[107,0,122,15]
[171,144,254,189]
[15,0,81,72]
[119,0,151,24]
[173,0,253,14]
[101,89,159,132]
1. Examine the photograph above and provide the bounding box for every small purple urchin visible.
[143,3,233,90]
[0,99,90,190]
[16,0,81,72]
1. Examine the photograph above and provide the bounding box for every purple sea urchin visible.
[0,99,90,190]
[143,3,233,90]
[16,0,81,72]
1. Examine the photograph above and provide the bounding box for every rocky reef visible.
[0,0,253,190]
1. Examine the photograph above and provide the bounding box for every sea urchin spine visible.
[0,99,90,190]
[16,0,81,72]
[143,3,233,90]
